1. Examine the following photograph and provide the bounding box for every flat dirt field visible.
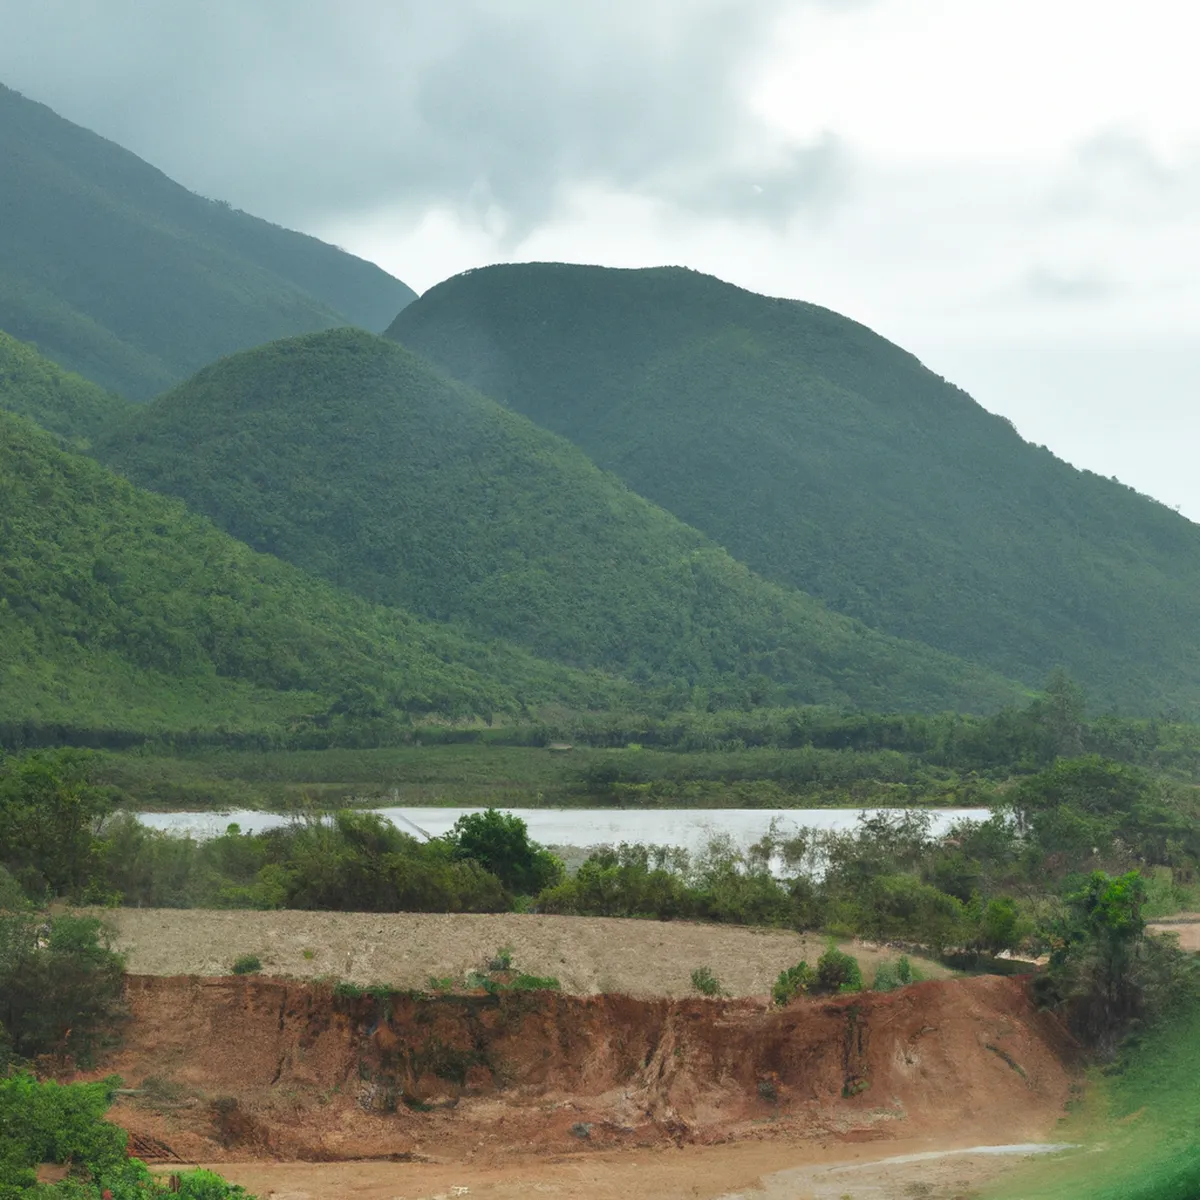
[195,1138,1072,1200]
[100,909,952,996]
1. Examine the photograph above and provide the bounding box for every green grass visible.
[97,742,996,811]
[986,1001,1200,1200]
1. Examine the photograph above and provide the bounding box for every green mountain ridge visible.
[98,327,1025,714]
[387,261,1200,715]
[0,328,133,444]
[0,82,415,400]
[0,408,621,743]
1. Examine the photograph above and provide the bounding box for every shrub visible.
[231,955,262,976]
[772,961,816,1005]
[691,966,721,996]
[0,913,125,1065]
[0,1073,254,1197]
[447,808,563,895]
[815,945,864,994]
[488,945,514,971]
[871,960,900,992]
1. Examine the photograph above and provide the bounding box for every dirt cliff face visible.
[99,975,1075,1164]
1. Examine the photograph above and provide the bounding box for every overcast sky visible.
[3,0,1198,517]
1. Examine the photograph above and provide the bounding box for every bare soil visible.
[182,1138,1066,1199]
[92,972,1074,1176]
[85,914,1076,1197]
[98,909,954,997]
[1150,914,1200,951]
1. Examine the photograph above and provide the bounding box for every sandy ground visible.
[179,1138,1074,1200]
[99,910,952,997]
[1150,913,1200,951]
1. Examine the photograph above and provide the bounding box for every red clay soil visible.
[94,974,1076,1168]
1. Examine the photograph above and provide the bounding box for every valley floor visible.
[184,1137,1071,1200]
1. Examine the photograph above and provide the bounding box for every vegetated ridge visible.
[98,327,1025,714]
[388,262,1200,715]
[0,409,621,744]
[0,81,415,400]
[0,328,132,444]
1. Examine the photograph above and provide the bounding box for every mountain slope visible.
[387,262,1200,715]
[98,328,1024,714]
[0,410,617,742]
[0,83,415,400]
[0,329,132,444]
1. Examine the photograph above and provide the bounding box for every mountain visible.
[0,329,132,444]
[387,262,1200,716]
[0,83,415,400]
[0,409,618,744]
[98,327,1023,714]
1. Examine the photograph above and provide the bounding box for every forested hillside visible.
[0,329,131,444]
[388,263,1200,715]
[0,410,620,744]
[98,328,1023,714]
[0,82,415,400]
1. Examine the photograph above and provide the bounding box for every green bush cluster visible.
[0,1073,253,1198]
[0,914,125,1067]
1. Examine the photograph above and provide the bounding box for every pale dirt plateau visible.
[97,909,953,996]
[1150,914,1200,951]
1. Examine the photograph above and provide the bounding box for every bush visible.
[231,955,262,976]
[815,944,863,994]
[690,966,721,996]
[772,961,815,1005]
[0,914,125,1065]
[871,960,900,992]
[447,808,563,895]
[0,1073,255,1198]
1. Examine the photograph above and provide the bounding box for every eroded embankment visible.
[100,974,1076,1165]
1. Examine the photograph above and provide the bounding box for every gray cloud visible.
[1022,268,1117,304]
[0,0,851,236]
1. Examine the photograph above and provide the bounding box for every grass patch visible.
[986,999,1200,1199]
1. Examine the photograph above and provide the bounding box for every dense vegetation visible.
[0,330,130,445]
[389,263,1200,715]
[0,82,413,400]
[71,672,1200,813]
[0,910,126,1068]
[0,410,623,744]
[0,1075,252,1198]
[98,327,1023,715]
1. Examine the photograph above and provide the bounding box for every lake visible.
[133,805,991,853]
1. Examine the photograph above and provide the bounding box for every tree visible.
[0,751,114,899]
[446,809,563,896]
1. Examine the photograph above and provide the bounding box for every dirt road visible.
[179,1139,1076,1200]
